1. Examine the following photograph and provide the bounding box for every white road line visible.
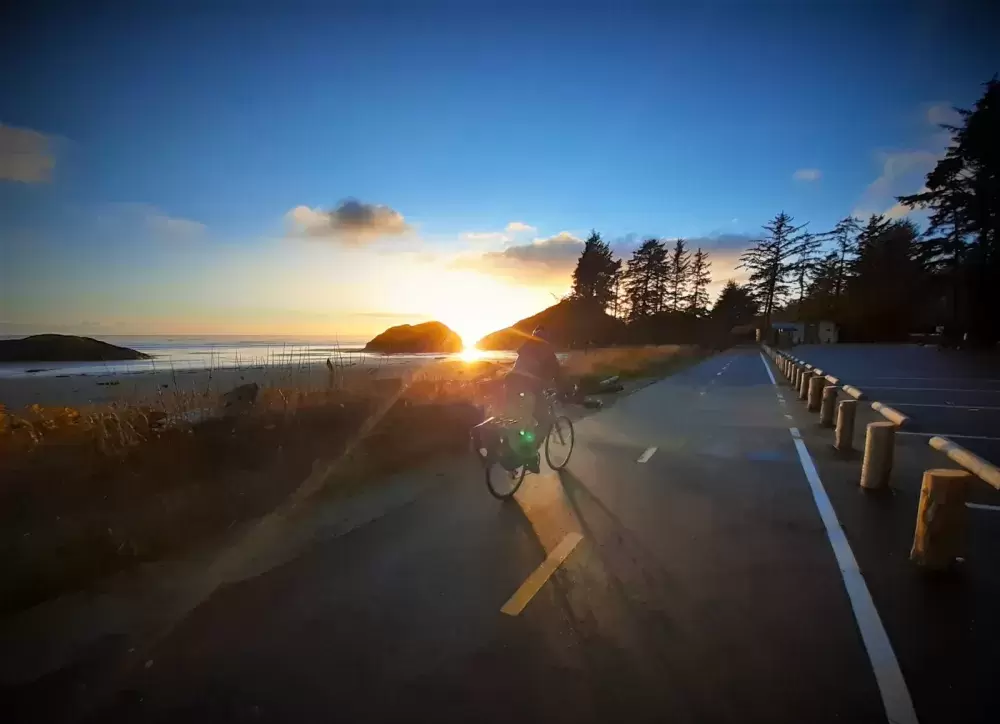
[898,431,1000,441]
[637,446,657,463]
[966,502,1000,512]
[760,354,918,724]
[788,429,918,724]
[884,402,1000,410]
[759,352,777,385]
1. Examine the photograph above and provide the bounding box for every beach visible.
[0,353,517,411]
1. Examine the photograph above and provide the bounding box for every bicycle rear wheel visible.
[545,416,575,470]
[485,463,527,499]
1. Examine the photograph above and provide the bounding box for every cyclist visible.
[505,325,563,473]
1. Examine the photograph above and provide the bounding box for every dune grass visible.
[0,345,697,613]
[562,344,703,386]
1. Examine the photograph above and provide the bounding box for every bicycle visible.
[470,388,575,499]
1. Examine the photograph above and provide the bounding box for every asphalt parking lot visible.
[789,343,1000,465]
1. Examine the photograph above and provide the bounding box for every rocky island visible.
[0,334,151,362]
[363,321,464,354]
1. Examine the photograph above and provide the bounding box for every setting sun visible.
[458,346,487,363]
[376,263,553,348]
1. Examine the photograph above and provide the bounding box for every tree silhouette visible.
[570,230,622,312]
[845,217,923,341]
[622,238,668,321]
[791,233,822,306]
[824,215,861,300]
[738,212,811,328]
[711,280,759,330]
[666,239,691,312]
[686,248,712,316]
[899,76,999,343]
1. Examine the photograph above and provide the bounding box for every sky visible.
[2,1,998,345]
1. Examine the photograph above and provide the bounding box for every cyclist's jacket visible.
[510,337,560,385]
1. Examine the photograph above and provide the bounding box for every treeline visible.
[760,76,999,344]
[568,233,758,345]
[565,75,999,347]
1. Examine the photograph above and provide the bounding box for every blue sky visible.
[2,1,998,340]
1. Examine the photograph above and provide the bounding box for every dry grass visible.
[562,344,700,381]
[0,358,503,614]
[0,346,693,613]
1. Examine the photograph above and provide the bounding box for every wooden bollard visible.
[860,421,895,489]
[835,399,857,451]
[799,370,813,400]
[820,384,838,427]
[910,469,972,569]
[807,375,824,411]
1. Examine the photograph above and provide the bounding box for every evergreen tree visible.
[711,280,759,329]
[825,215,861,299]
[899,76,1000,343]
[845,218,923,340]
[570,230,622,312]
[666,239,691,312]
[622,238,668,321]
[686,247,712,316]
[791,233,822,306]
[799,251,840,321]
[737,212,811,328]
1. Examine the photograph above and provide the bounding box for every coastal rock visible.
[475,299,625,351]
[0,334,150,363]
[364,321,463,354]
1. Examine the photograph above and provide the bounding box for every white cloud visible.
[0,124,56,183]
[926,103,962,127]
[505,221,537,233]
[461,231,509,245]
[94,203,206,240]
[149,213,206,237]
[853,101,964,219]
[453,231,583,284]
[883,202,913,220]
[853,149,939,218]
[287,199,410,245]
[793,168,821,182]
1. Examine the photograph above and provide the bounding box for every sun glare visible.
[459,345,486,363]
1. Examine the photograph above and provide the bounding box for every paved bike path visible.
[76,348,890,723]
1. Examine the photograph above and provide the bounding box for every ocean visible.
[0,335,513,378]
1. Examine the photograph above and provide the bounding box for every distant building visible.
[761,321,839,346]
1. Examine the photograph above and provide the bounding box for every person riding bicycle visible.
[505,325,563,473]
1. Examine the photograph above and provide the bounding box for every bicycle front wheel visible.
[545,416,575,471]
[485,463,527,499]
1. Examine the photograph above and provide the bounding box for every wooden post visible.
[835,399,857,451]
[820,384,837,427]
[910,469,972,569]
[860,421,895,489]
[799,370,813,401]
[807,375,824,412]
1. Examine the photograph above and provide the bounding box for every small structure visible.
[766,321,839,346]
